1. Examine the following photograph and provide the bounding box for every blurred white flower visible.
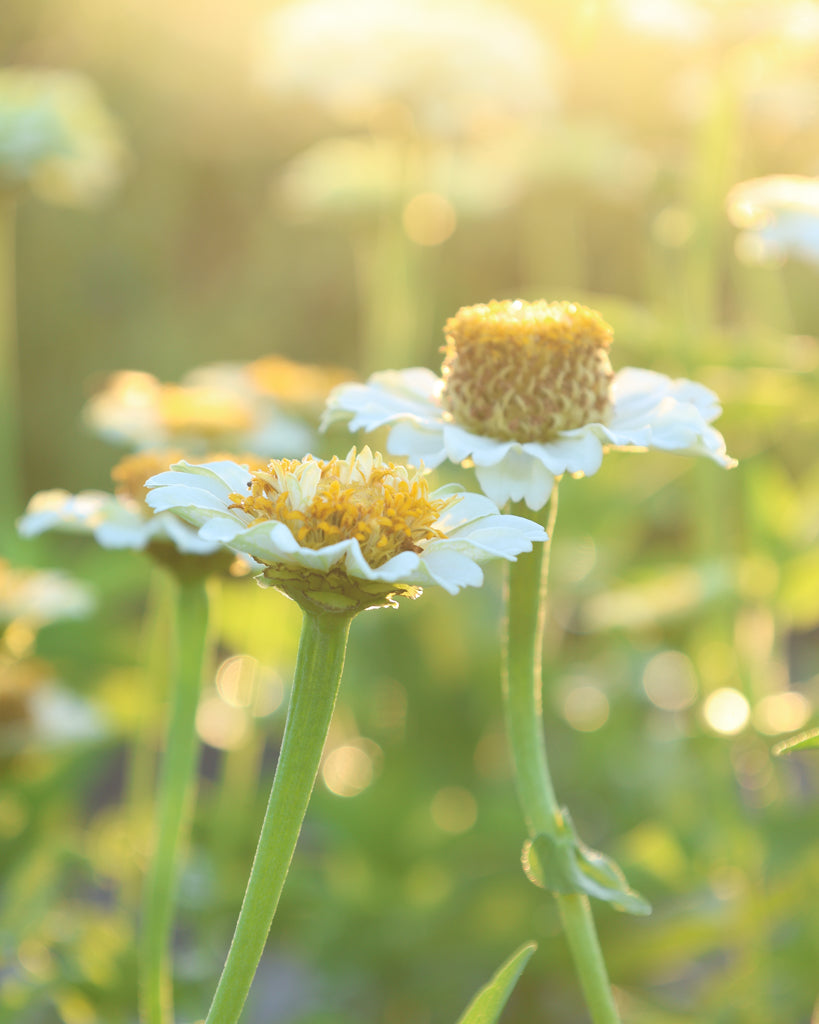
[726,175,819,265]
[0,657,106,751]
[0,559,94,627]
[84,369,314,456]
[324,300,736,511]
[0,67,124,205]
[146,446,547,613]
[255,0,555,138]
[17,451,250,556]
[183,355,354,422]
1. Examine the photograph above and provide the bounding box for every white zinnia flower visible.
[83,370,314,457]
[0,560,94,627]
[323,300,736,511]
[17,451,235,557]
[146,446,547,614]
[726,175,819,265]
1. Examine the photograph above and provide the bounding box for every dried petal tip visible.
[440,299,614,442]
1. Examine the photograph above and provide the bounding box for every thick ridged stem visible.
[204,610,352,1024]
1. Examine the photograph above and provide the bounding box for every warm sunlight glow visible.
[702,688,751,736]
[642,650,698,711]
[562,683,610,732]
[322,740,381,797]
[753,692,811,736]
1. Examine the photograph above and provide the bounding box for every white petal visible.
[414,547,485,594]
[447,515,548,558]
[607,368,735,466]
[475,451,555,510]
[523,430,605,477]
[160,513,223,554]
[150,460,252,499]
[385,419,448,467]
[146,484,233,518]
[322,367,442,432]
[93,518,153,549]
[442,423,516,466]
[434,490,504,531]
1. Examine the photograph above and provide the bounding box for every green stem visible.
[139,575,210,1024]
[0,191,21,548]
[204,610,352,1024]
[122,568,175,911]
[502,488,620,1024]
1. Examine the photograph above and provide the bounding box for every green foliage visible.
[455,943,537,1024]
[4,0,819,1021]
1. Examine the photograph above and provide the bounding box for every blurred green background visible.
[3,0,819,1022]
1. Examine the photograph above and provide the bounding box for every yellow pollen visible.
[440,299,615,442]
[228,448,455,570]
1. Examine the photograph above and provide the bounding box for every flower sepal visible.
[257,562,422,615]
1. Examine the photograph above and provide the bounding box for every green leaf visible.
[522,810,651,916]
[773,727,819,755]
[455,942,537,1024]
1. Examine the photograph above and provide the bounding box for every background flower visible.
[17,451,239,555]
[726,175,819,265]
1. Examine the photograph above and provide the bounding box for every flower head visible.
[146,446,546,614]
[84,370,314,457]
[184,356,355,422]
[17,451,265,566]
[323,300,736,511]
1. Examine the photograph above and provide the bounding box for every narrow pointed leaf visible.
[773,727,819,755]
[455,942,537,1024]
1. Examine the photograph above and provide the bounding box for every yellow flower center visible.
[440,299,614,442]
[158,385,253,439]
[247,355,354,413]
[229,447,454,570]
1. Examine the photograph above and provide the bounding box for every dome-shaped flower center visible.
[439,299,614,442]
[228,448,454,569]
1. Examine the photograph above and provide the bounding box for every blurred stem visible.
[503,488,620,1024]
[123,568,175,910]
[0,191,21,549]
[140,574,210,1024]
[204,609,352,1024]
[355,134,433,375]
